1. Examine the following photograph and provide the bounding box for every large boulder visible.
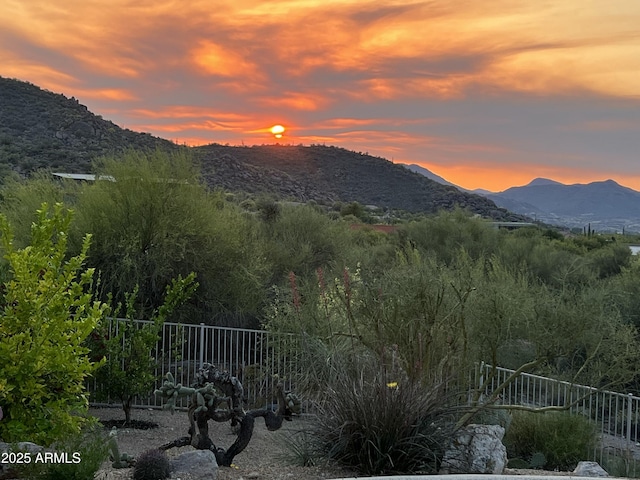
[170,450,219,480]
[439,424,507,474]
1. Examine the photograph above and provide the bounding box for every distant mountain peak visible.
[526,178,564,187]
[598,179,620,186]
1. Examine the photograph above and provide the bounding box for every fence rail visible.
[476,363,640,476]
[88,319,296,410]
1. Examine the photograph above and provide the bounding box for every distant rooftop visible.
[52,172,115,181]
[52,173,188,184]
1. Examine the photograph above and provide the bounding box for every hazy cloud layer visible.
[2,0,639,190]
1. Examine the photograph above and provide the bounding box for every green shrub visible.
[504,410,597,470]
[0,203,107,445]
[600,452,640,478]
[261,204,351,283]
[19,423,111,480]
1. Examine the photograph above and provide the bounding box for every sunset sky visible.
[1,0,639,191]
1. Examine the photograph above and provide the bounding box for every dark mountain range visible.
[0,76,523,219]
[406,165,640,233]
[484,178,640,231]
[495,178,640,218]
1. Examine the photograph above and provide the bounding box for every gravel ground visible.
[91,407,614,479]
[90,406,354,480]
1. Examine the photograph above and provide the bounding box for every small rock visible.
[573,461,609,477]
[246,472,261,479]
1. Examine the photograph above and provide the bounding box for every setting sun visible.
[270,124,285,139]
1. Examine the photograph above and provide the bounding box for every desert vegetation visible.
[3,148,640,477]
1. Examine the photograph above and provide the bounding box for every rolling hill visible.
[0,76,523,220]
[0,76,174,176]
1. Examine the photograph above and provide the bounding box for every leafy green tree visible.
[91,273,197,423]
[401,209,501,265]
[586,242,631,279]
[340,201,372,222]
[0,203,107,445]
[71,148,268,324]
[261,204,352,284]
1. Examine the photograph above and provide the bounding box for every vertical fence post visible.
[628,393,633,445]
[476,361,485,402]
[199,322,205,369]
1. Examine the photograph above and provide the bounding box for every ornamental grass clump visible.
[299,344,458,475]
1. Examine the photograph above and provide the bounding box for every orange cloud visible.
[129,106,250,121]
[130,121,242,134]
[71,88,138,101]
[5,0,639,102]
[1,2,152,77]
[123,106,299,143]
[256,92,330,111]
[314,118,383,129]
[348,76,473,101]
[191,40,263,80]
[310,117,445,132]
[560,118,640,133]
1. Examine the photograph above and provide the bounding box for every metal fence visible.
[88,321,640,475]
[476,363,640,476]
[88,318,298,410]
